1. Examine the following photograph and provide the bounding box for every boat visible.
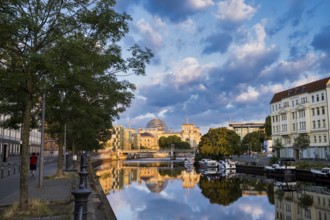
[218,159,236,170]
[218,168,236,177]
[310,167,330,177]
[198,159,218,168]
[264,159,296,177]
[184,157,195,167]
[201,167,218,175]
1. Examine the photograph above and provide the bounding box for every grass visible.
[0,199,72,220]
[294,160,330,170]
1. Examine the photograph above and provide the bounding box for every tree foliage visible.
[294,134,310,149]
[0,0,152,209]
[197,128,241,158]
[158,135,190,149]
[241,131,264,153]
[198,177,242,206]
[264,115,272,139]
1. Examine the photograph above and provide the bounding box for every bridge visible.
[119,149,195,154]
[117,148,195,159]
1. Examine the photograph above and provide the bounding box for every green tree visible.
[265,115,272,139]
[0,0,152,210]
[198,127,241,158]
[241,131,263,153]
[198,177,242,206]
[293,134,310,159]
[158,135,190,149]
[273,138,283,158]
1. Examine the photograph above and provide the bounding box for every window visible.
[317,107,320,115]
[318,120,321,128]
[312,108,315,116]
[292,100,294,107]
[299,110,305,118]
[293,123,296,131]
[321,106,325,115]
[322,119,326,128]
[319,136,322,143]
[316,94,319,102]
[321,93,324,101]
[314,136,317,143]
[325,136,327,143]
[281,114,287,121]
[313,121,316,129]
[292,112,295,119]
[312,95,314,103]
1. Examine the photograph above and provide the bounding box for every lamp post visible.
[38,93,45,187]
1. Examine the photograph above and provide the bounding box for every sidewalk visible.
[0,156,109,220]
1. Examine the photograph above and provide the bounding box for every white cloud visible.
[236,86,259,102]
[158,109,170,118]
[188,0,215,10]
[137,19,163,50]
[234,23,270,59]
[177,19,197,33]
[134,113,156,121]
[171,57,212,86]
[215,0,256,23]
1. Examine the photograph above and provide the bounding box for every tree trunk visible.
[19,95,33,210]
[57,141,63,177]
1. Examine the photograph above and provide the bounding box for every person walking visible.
[29,152,38,176]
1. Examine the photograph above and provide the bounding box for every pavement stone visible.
[0,155,110,220]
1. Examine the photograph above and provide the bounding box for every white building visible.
[270,77,330,160]
[1,114,41,162]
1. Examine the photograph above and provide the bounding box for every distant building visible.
[1,114,41,162]
[270,76,330,160]
[107,118,201,151]
[228,122,265,140]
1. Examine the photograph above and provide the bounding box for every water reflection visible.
[94,160,330,220]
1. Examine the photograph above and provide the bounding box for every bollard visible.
[79,154,88,188]
[14,163,16,174]
[71,187,91,220]
[8,163,10,176]
[1,165,3,178]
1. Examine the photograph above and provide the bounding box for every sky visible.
[113,0,330,134]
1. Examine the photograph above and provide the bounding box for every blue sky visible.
[113,0,330,134]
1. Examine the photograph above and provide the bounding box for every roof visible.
[270,77,330,103]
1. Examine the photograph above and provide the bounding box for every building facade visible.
[1,114,41,162]
[228,122,265,140]
[107,118,201,151]
[270,77,330,160]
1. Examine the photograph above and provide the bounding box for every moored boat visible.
[199,159,218,168]
[218,159,236,170]
[310,167,330,177]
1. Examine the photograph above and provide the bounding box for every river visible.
[94,158,330,220]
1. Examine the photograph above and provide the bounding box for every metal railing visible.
[72,153,91,220]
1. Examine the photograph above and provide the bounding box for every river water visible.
[94,159,330,220]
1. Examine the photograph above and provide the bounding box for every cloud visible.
[142,0,214,22]
[215,0,257,23]
[135,18,165,52]
[235,86,259,103]
[202,32,233,54]
[266,1,305,36]
[170,57,212,86]
[312,25,330,54]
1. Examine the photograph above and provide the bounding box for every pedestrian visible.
[29,152,38,177]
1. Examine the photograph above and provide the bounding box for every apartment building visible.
[270,77,330,160]
[228,122,265,140]
[1,114,41,162]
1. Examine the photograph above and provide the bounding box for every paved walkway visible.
[0,156,110,220]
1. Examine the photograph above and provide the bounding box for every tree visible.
[158,135,190,149]
[198,127,241,158]
[264,115,272,139]
[273,139,283,158]
[241,131,264,154]
[0,0,152,210]
[293,134,310,159]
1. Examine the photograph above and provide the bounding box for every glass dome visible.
[146,118,168,131]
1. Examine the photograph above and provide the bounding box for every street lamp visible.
[38,93,45,187]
